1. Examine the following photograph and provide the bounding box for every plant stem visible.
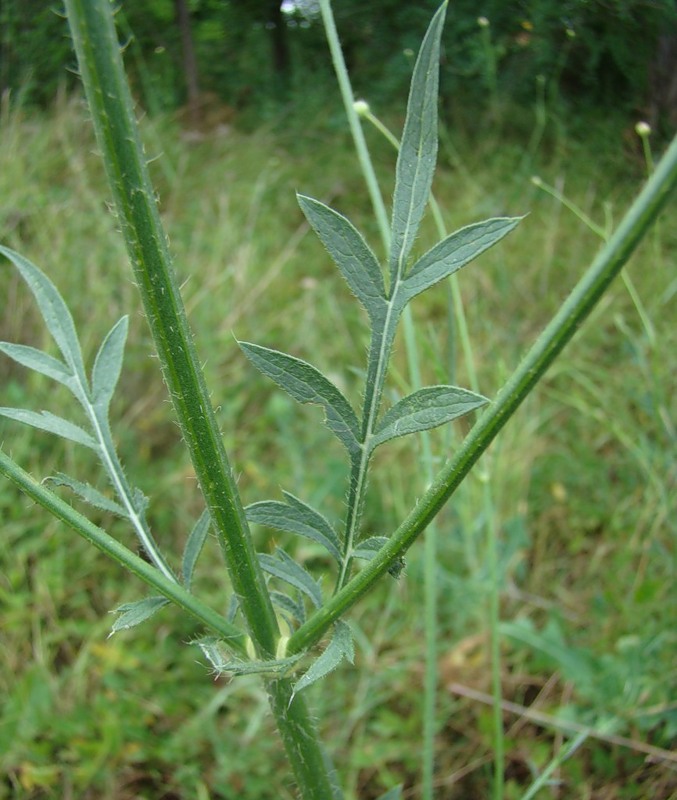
[288,131,677,655]
[64,0,278,658]
[485,477,504,799]
[0,448,247,654]
[318,0,390,250]
[64,2,339,796]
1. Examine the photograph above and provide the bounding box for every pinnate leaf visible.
[0,408,98,450]
[246,492,341,563]
[389,2,447,280]
[259,549,323,608]
[110,596,169,634]
[0,246,88,387]
[370,385,488,451]
[401,216,522,302]
[239,341,360,458]
[297,194,386,319]
[292,620,354,698]
[92,316,128,413]
[45,472,126,516]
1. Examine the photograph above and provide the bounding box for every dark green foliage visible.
[3,0,675,119]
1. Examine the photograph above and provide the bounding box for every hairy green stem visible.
[0,448,247,654]
[63,2,338,796]
[289,131,677,655]
[64,0,277,657]
[92,409,176,582]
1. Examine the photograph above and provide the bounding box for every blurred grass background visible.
[0,87,675,799]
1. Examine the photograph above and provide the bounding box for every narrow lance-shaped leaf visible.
[92,316,129,413]
[246,492,342,564]
[369,385,489,452]
[389,2,447,282]
[292,620,354,699]
[110,596,170,634]
[239,341,361,458]
[259,549,323,609]
[181,509,211,590]
[0,246,88,389]
[352,536,389,561]
[0,407,98,450]
[352,537,406,579]
[270,590,307,626]
[401,216,522,302]
[197,637,301,677]
[297,194,386,320]
[0,343,75,391]
[45,472,127,516]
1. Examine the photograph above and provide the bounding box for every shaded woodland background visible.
[1,0,676,134]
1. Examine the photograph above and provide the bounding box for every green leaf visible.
[401,217,522,302]
[370,385,488,451]
[181,509,211,590]
[92,316,128,413]
[0,407,98,450]
[197,638,301,676]
[352,537,405,578]
[292,620,354,698]
[0,246,88,390]
[297,194,386,319]
[132,487,149,515]
[389,2,447,282]
[259,549,323,609]
[239,341,361,458]
[0,343,74,391]
[246,492,342,563]
[110,596,169,634]
[270,590,306,625]
[45,472,126,516]
[352,536,388,561]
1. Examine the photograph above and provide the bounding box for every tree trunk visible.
[267,0,290,94]
[174,0,200,124]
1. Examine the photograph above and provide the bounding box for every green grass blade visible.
[389,2,447,284]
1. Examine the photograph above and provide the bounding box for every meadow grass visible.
[1,85,675,799]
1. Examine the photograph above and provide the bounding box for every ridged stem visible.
[63,1,339,796]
